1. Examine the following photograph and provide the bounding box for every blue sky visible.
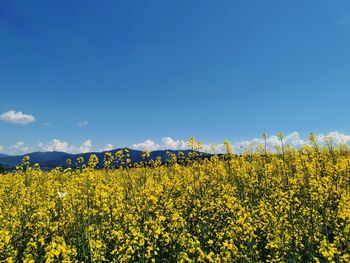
[1,0,350,154]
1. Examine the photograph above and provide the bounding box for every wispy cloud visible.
[0,110,35,125]
[77,121,89,127]
[9,141,33,154]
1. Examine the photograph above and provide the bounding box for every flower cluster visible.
[0,137,350,262]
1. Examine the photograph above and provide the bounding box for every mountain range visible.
[0,149,207,171]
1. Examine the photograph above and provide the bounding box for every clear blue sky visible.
[1,0,350,153]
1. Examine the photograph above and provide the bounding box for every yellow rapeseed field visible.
[0,135,350,262]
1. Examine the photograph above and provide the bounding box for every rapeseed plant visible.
[0,135,349,262]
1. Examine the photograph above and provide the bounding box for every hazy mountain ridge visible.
[0,149,208,170]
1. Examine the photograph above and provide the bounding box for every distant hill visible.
[41,148,144,168]
[0,153,8,159]
[0,151,69,169]
[0,149,209,171]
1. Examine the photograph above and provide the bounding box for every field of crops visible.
[1,136,350,262]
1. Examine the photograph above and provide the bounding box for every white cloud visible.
[133,137,223,153]
[133,137,189,152]
[0,110,35,125]
[80,139,92,153]
[77,121,89,127]
[101,143,114,151]
[316,131,350,145]
[131,132,311,153]
[0,146,4,152]
[133,137,229,153]
[42,122,52,126]
[161,137,188,150]
[40,139,93,153]
[232,132,306,152]
[43,139,70,152]
[133,139,161,151]
[285,132,306,147]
